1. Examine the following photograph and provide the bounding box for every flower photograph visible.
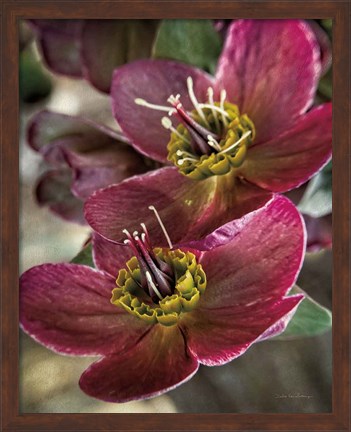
[19,18,332,413]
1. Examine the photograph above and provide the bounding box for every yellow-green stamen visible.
[167,101,255,180]
[111,248,207,327]
[134,78,256,180]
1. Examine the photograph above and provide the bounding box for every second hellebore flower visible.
[85,19,332,245]
[20,196,305,402]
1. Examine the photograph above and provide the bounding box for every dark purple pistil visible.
[170,100,220,156]
[123,226,174,302]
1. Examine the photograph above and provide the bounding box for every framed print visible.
[1,1,350,431]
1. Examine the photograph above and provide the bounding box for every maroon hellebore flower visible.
[20,196,305,402]
[28,110,150,224]
[85,19,332,246]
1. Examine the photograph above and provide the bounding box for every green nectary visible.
[111,248,207,327]
[167,102,255,180]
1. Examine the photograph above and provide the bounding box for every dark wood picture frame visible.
[1,0,350,430]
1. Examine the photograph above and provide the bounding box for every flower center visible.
[111,206,207,326]
[135,77,255,180]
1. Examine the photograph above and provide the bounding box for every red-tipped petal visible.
[182,189,275,251]
[256,297,304,341]
[79,325,198,402]
[85,167,272,246]
[20,263,150,356]
[215,20,321,143]
[308,20,332,76]
[92,232,133,277]
[241,103,332,192]
[182,296,303,366]
[85,166,216,245]
[112,59,214,163]
[197,196,306,309]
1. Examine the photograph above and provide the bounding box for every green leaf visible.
[298,161,332,217]
[70,243,94,268]
[318,67,332,101]
[275,286,332,340]
[152,20,222,73]
[320,19,332,37]
[19,49,52,103]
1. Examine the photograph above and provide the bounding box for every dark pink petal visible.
[182,295,303,366]
[81,20,122,93]
[20,263,150,356]
[27,110,127,165]
[182,193,275,251]
[256,296,303,341]
[85,166,272,246]
[79,325,198,402]
[112,59,214,162]
[240,103,332,192]
[64,142,148,200]
[27,110,71,165]
[215,20,321,143]
[30,20,83,77]
[308,20,332,76]
[28,110,148,206]
[85,166,216,245]
[36,169,86,225]
[20,21,35,52]
[304,214,332,252]
[92,233,134,277]
[189,178,273,242]
[27,110,90,163]
[197,195,305,309]
[81,20,158,93]
[29,20,83,36]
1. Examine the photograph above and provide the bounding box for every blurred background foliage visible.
[20,19,332,413]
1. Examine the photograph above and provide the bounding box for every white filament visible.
[161,116,172,129]
[207,87,220,133]
[207,134,221,152]
[148,205,173,249]
[176,149,199,159]
[199,103,230,118]
[178,157,198,165]
[135,84,237,155]
[134,98,171,113]
[220,89,229,128]
[161,117,190,144]
[187,77,210,128]
[145,271,163,300]
[219,131,252,155]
